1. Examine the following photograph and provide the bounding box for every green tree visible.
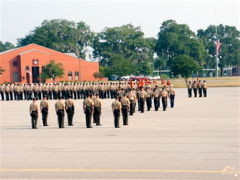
[93,24,156,77]
[171,55,201,85]
[197,24,240,75]
[41,61,64,83]
[155,20,207,67]
[105,54,136,83]
[17,19,94,58]
[0,41,15,52]
[137,61,153,75]
[93,72,104,80]
[153,57,166,77]
[0,67,5,75]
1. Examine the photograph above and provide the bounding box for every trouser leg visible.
[122,107,128,125]
[42,113,46,126]
[10,92,13,100]
[203,88,207,97]
[95,108,101,125]
[162,97,167,111]
[31,116,37,128]
[146,97,151,110]
[154,97,159,111]
[0,92,4,100]
[5,92,9,101]
[199,88,202,97]
[194,88,197,97]
[44,113,48,126]
[170,95,174,108]
[57,111,64,128]
[61,114,64,128]
[67,113,71,125]
[58,115,61,128]
[130,101,134,115]
[188,89,192,97]
[31,117,35,128]
[140,98,144,113]
[86,108,92,128]
[93,111,97,123]
[114,110,120,128]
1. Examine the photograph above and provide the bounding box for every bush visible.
[161,74,169,79]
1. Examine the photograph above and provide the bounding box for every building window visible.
[75,72,79,81]
[13,73,19,82]
[13,61,18,67]
[68,71,72,81]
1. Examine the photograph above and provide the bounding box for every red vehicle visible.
[130,77,150,81]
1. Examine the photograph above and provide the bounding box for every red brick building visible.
[0,43,101,84]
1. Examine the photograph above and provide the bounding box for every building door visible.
[32,66,39,83]
[26,73,30,84]
[13,73,19,82]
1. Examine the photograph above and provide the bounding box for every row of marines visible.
[187,80,208,97]
[1,82,158,101]
[29,84,176,129]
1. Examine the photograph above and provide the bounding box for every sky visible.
[0,0,239,45]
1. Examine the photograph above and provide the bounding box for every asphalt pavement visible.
[0,87,239,179]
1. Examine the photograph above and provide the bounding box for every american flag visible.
[25,69,32,75]
[216,38,221,55]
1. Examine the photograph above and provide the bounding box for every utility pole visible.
[215,9,218,79]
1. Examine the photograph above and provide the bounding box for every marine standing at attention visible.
[29,97,39,129]
[168,85,176,108]
[111,96,122,128]
[192,81,197,97]
[202,80,208,97]
[139,87,147,113]
[55,96,65,128]
[40,95,49,126]
[65,95,75,126]
[153,85,161,111]
[187,81,192,97]
[146,86,153,111]
[93,93,102,126]
[161,88,168,111]
[120,93,130,126]
[127,89,136,115]
[83,93,94,128]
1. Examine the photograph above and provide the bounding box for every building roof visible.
[64,53,78,58]
[19,49,50,55]
[0,43,87,61]
[0,47,21,55]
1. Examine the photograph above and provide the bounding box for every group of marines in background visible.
[1,79,207,129]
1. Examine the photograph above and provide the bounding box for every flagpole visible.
[215,9,218,79]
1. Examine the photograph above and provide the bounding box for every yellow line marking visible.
[0,169,240,173]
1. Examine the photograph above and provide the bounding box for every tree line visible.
[1,19,239,80]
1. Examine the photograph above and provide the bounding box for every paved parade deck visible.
[0,87,239,179]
